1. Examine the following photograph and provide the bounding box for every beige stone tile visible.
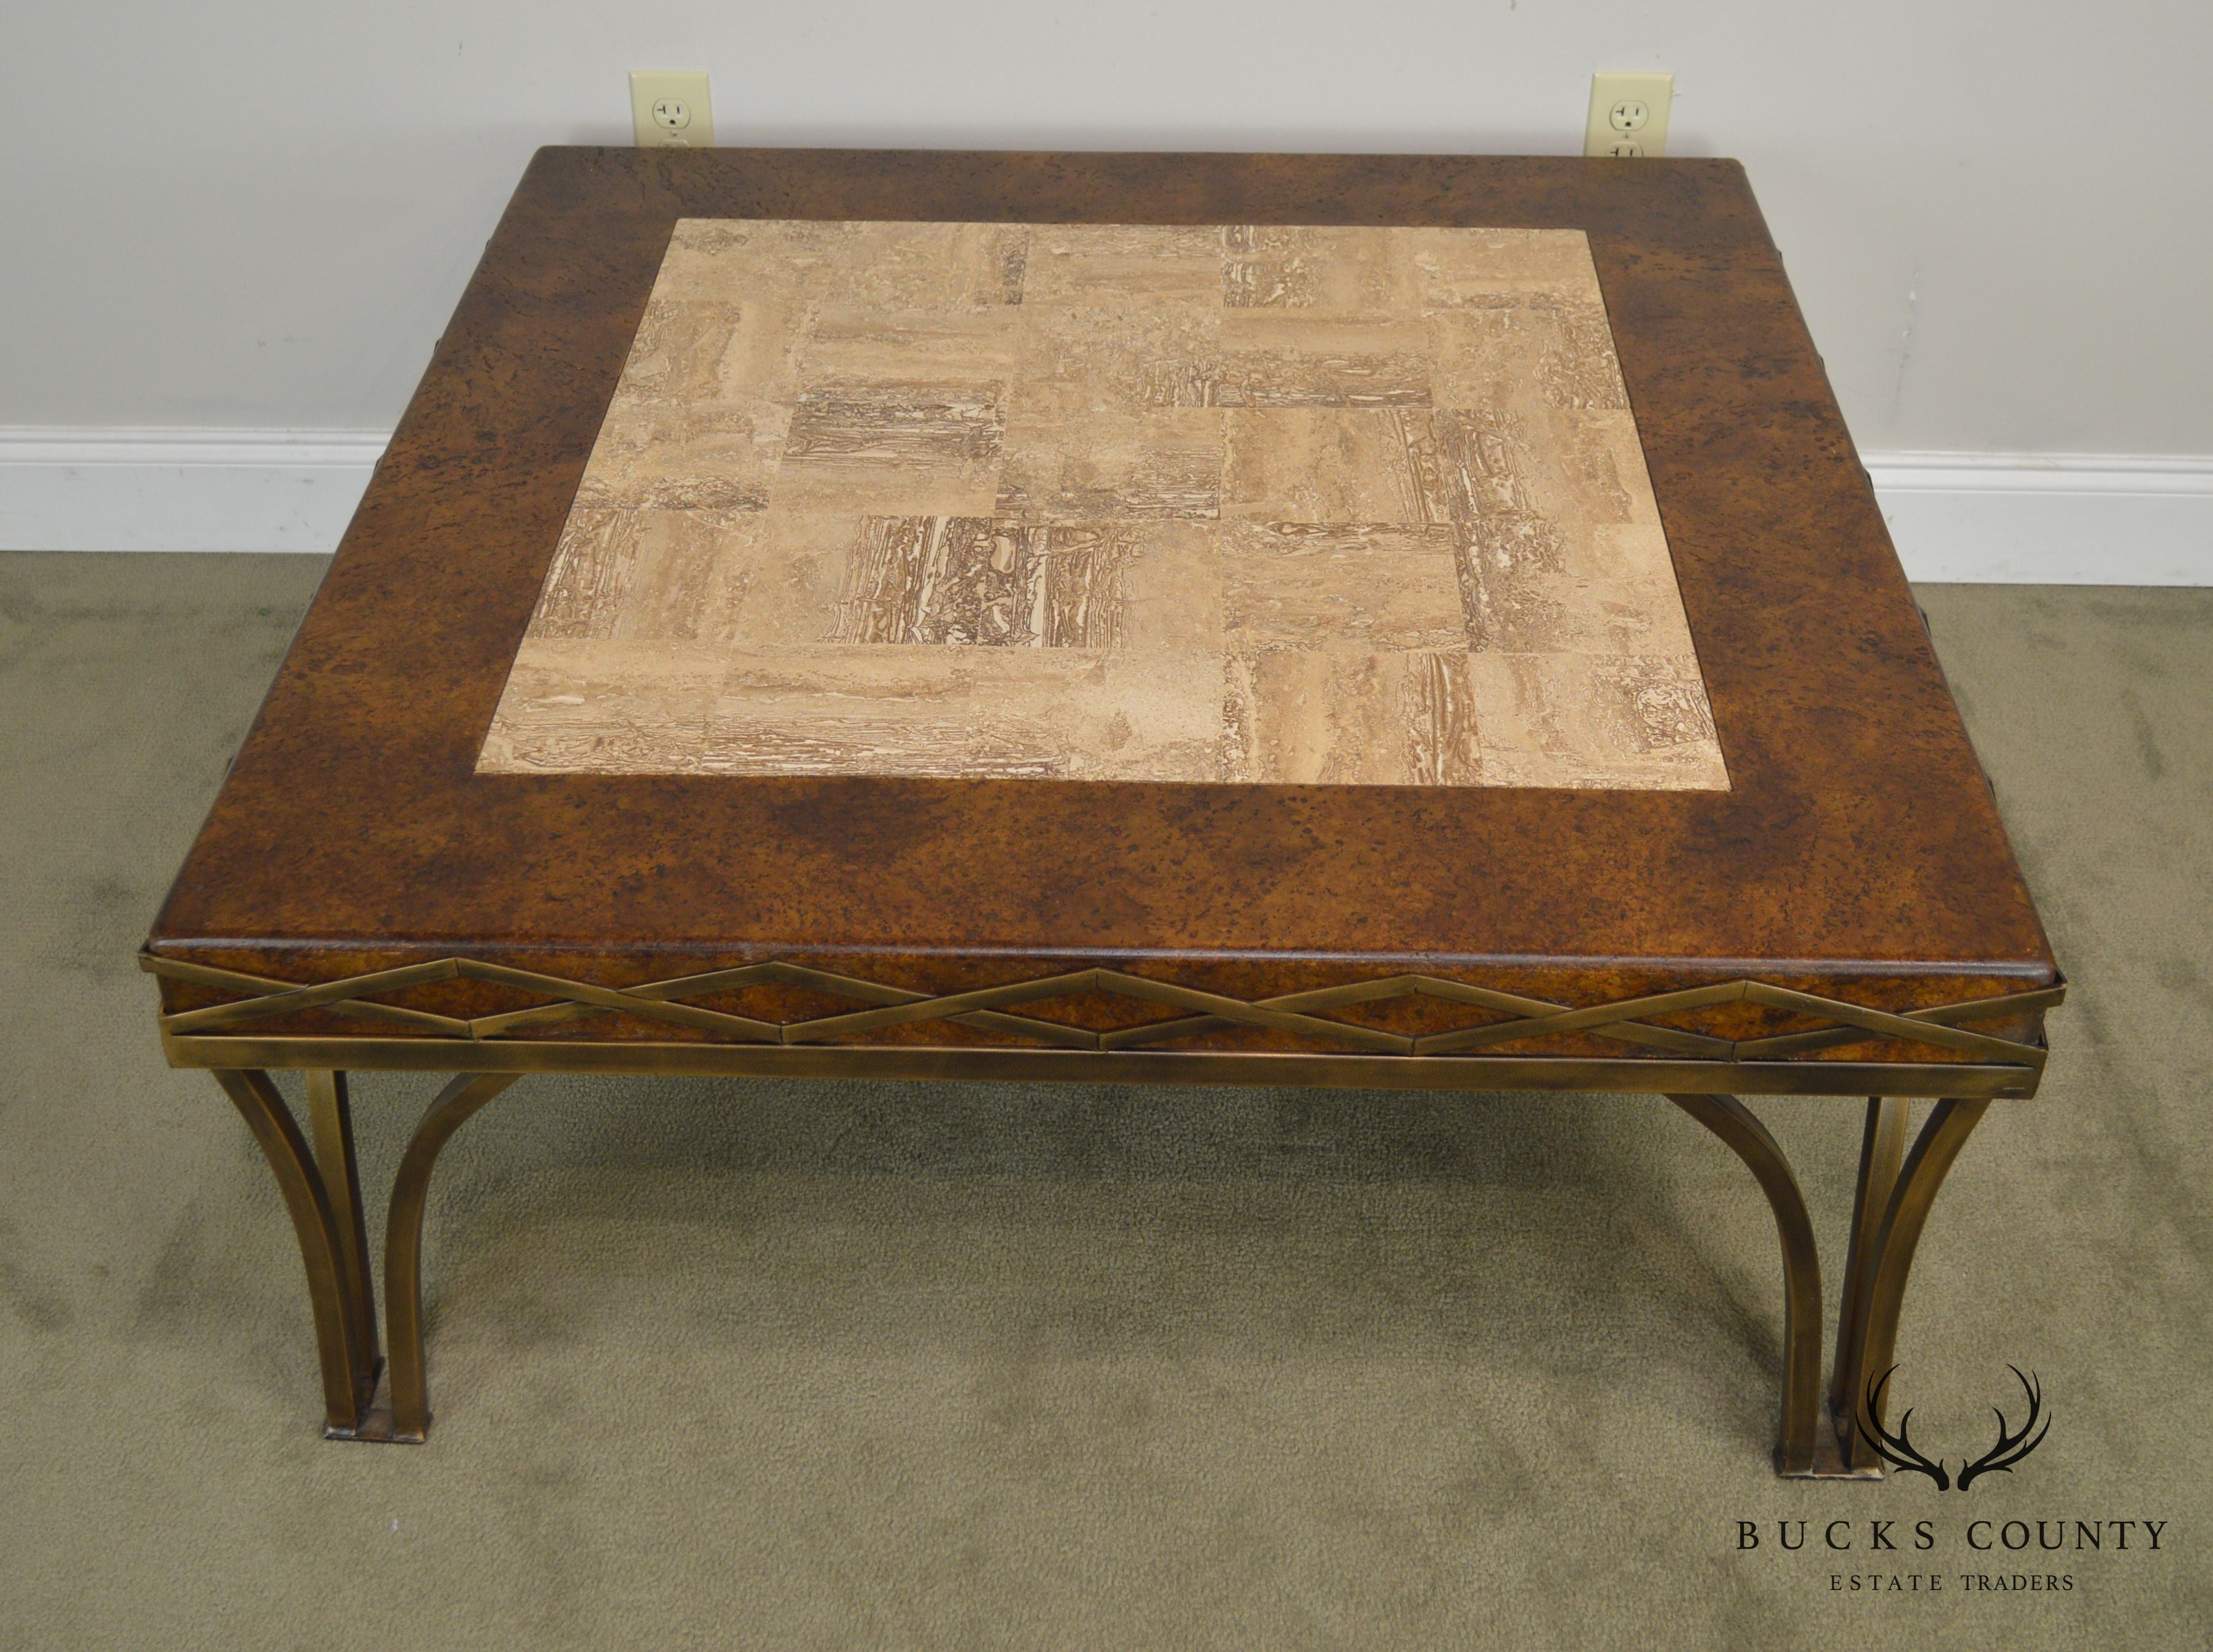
[654,218,854,302]
[480,638,725,774]
[1427,305,1627,415]
[1435,403,1692,656]
[771,382,1005,516]
[482,639,1229,781]
[1013,305,1223,413]
[1582,410,1664,526]
[1538,302,1632,411]
[798,308,1021,389]
[1114,521,1224,655]
[1021,224,1226,308]
[1222,523,1464,653]
[830,518,1091,647]
[704,510,1225,657]
[997,410,1224,521]
[1420,405,1641,539]
[574,401,790,512]
[1216,315,1432,408]
[1401,227,1603,309]
[1227,648,1480,785]
[1584,524,1700,656]
[527,507,756,642]
[1222,225,1420,311]
[1525,408,1646,528]
[705,513,854,649]
[615,297,812,406]
[1220,410,1436,524]
[526,509,634,641]
[1426,308,1542,414]
[1466,652,1729,790]
[771,313,1016,513]
[1454,517,1700,657]
[823,222,1031,310]
[768,461,1001,519]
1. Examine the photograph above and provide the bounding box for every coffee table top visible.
[146,149,2058,1072]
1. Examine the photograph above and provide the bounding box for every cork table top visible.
[144,150,2057,1056]
[480,219,1725,789]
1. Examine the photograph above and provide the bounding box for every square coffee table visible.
[142,148,2060,1476]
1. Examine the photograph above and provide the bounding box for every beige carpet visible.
[1,553,2206,1650]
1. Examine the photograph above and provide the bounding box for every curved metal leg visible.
[1667,1093,1824,1475]
[1829,1098,1908,1440]
[1835,1097,1991,1470]
[211,1069,374,1434]
[384,1072,520,1442]
[305,1070,379,1392]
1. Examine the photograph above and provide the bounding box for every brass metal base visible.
[209,1054,2005,1473]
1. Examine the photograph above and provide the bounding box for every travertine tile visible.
[652,219,852,303]
[707,513,852,649]
[483,639,1229,781]
[530,507,749,642]
[1223,225,1419,312]
[1114,521,1226,654]
[825,222,1031,311]
[772,383,1006,516]
[826,516,1224,652]
[483,218,1725,789]
[1402,226,1606,307]
[1216,314,1432,408]
[1022,224,1226,308]
[831,518,1124,647]
[1585,410,1665,526]
[1425,307,1542,414]
[798,308,1021,388]
[1015,305,1223,412]
[574,402,789,512]
[615,298,812,406]
[1428,306,1627,414]
[1539,303,1633,411]
[997,410,1223,521]
[1228,649,1480,785]
[1466,652,1729,790]
[1221,410,1434,524]
[1428,406,1700,656]
[1222,524,1463,653]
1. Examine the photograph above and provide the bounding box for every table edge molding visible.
[141,949,2057,1088]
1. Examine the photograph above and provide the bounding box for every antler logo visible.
[1857,1365,2051,1490]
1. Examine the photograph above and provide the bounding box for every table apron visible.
[160,1034,2041,1098]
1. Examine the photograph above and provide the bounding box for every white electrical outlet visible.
[630,71,713,148]
[1585,72,1673,158]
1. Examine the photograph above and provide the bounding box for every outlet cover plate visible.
[630,71,713,148]
[1585,71,1672,158]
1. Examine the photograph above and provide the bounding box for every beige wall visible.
[2,0,2208,456]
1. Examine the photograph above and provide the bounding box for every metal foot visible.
[324,1359,418,1444]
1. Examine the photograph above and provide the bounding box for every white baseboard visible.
[0,427,389,555]
[2,427,2209,583]
[1863,450,2213,583]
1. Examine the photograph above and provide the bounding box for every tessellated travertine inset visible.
[480,219,1728,788]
